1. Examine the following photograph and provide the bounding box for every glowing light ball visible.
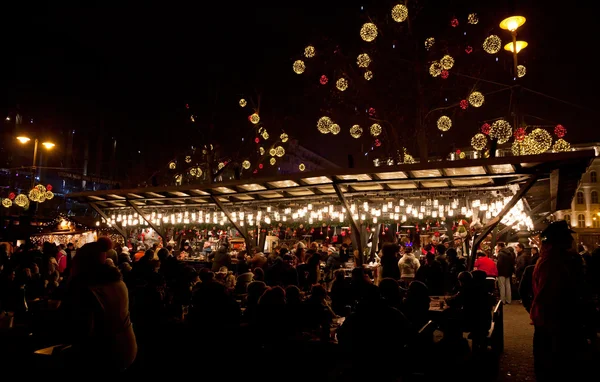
[330,124,341,135]
[356,53,371,68]
[250,113,260,124]
[517,65,526,78]
[429,61,442,77]
[336,78,348,91]
[437,116,452,131]
[483,35,502,54]
[360,23,378,42]
[364,71,373,80]
[370,123,382,137]
[391,4,408,22]
[468,91,485,107]
[239,99,247,107]
[242,160,251,169]
[304,45,315,58]
[440,55,454,70]
[471,133,487,151]
[293,60,306,74]
[317,116,333,134]
[490,119,512,144]
[350,125,363,138]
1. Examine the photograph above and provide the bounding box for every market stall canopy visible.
[67,150,595,217]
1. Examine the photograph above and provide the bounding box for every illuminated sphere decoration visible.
[425,37,435,50]
[275,146,285,157]
[317,116,333,134]
[460,99,468,110]
[429,61,442,77]
[261,130,269,140]
[336,77,349,91]
[350,124,363,138]
[517,65,526,78]
[511,141,524,156]
[330,123,341,135]
[357,53,371,68]
[304,45,316,58]
[440,55,454,70]
[471,133,487,151]
[552,138,571,152]
[319,75,328,85]
[437,116,452,132]
[168,161,176,170]
[299,163,306,171]
[280,133,289,142]
[269,148,277,156]
[15,194,28,207]
[239,98,247,107]
[270,157,276,166]
[250,113,260,124]
[185,156,191,163]
[242,160,251,170]
[370,123,382,137]
[2,198,12,208]
[523,128,552,154]
[490,119,512,144]
[217,162,225,170]
[403,153,415,164]
[554,124,567,138]
[468,91,485,107]
[391,4,408,22]
[481,123,491,135]
[293,60,306,74]
[468,13,479,24]
[189,167,197,176]
[259,147,265,155]
[360,23,378,42]
[364,71,373,80]
[441,70,449,79]
[514,127,526,142]
[483,35,502,54]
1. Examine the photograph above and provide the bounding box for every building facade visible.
[554,143,600,249]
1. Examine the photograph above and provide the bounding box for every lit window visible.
[593,219,600,228]
[578,214,586,227]
[591,171,597,183]
[593,191,599,204]
[577,192,584,204]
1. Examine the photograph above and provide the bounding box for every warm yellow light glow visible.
[437,116,452,132]
[499,16,526,32]
[504,41,528,53]
[360,23,378,42]
[16,136,31,144]
[483,35,502,54]
[42,142,55,149]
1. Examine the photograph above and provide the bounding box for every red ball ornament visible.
[8,192,15,200]
[465,46,473,54]
[368,107,376,117]
[248,115,252,122]
[451,18,459,27]
[341,231,346,237]
[460,99,468,110]
[441,70,449,79]
[259,164,264,169]
[514,127,526,142]
[554,124,567,138]
[253,169,258,174]
[254,137,260,143]
[481,123,491,135]
[320,75,328,85]
[456,149,461,155]
[374,139,382,147]
[46,184,53,191]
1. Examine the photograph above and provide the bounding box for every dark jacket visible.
[496,249,515,277]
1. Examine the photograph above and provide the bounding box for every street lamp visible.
[16,136,55,186]
[500,16,527,78]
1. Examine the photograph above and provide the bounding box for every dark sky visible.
[1,0,598,174]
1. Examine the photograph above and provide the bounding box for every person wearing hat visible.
[530,220,588,381]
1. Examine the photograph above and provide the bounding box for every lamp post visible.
[499,16,527,79]
[16,136,55,187]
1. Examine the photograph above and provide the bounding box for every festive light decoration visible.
[275,146,285,157]
[504,41,528,54]
[468,13,479,24]
[437,116,452,131]
[552,138,571,152]
[2,198,12,208]
[189,167,202,177]
[168,161,176,169]
[517,65,526,78]
[370,123,382,137]
[185,156,191,163]
[336,78,348,91]
[239,99,247,107]
[280,133,289,142]
[293,60,306,74]
[261,130,269,140]
[299,163,306,172]
[514,127,526,141]
[425,37,435,50]
[270,157,276,166]
[481,123,491,135]
[440,55,454,70]
[511,141,524,156]
[217,162,225,170]
[471,133,487,151]
[468,91,485,107]
[364,71,373,80]
[465,46,473,54]
[490,120,512,144]
[441,70,449,79]
[523,128,552,154]
[451,18,459,27]
[368,107,376,116]
[483,35,502,54]
[317,116,333,134]
[320,75,328,85]
[15,194,28,207]
[250,113,260,124]
[304,45,316,58]
[330,124,341,135]
[242,160,251,170]
[460,100,468,110]
[254,137,260,144]
[554,124,567,138]
[391,4,408,22]
[350,124,363,138]
[357,53,371,68]
[360,23,378,42]
[429,61,442,77]
[259,147,265,155]
[269,148,277,156]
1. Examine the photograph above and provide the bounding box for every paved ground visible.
[496,302,535,382]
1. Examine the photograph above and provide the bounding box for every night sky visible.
[1,0,598,175]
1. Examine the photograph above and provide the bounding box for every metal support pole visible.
[127,201,166,244]
[470,175,538,269]
[210,195,253,251]
[511,31,519,79]
[89,202,127,240]
[32,138,38,188]
[333,182,363,265]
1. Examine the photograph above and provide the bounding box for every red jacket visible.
[474,256,498,277]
